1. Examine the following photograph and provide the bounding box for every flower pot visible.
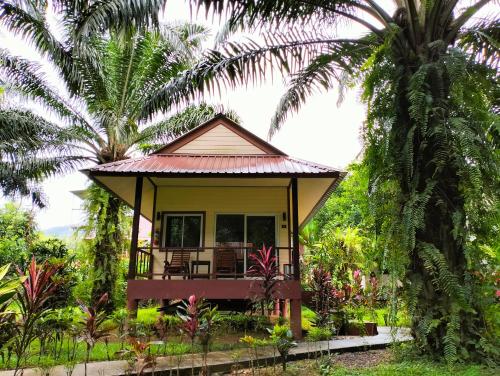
[347,322,378,336]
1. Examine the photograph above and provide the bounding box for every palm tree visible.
[0,0,165,203]
[0,105,84,206]
[1,19,238,311]
[145,1,499,361]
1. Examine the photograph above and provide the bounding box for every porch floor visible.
[0,327,412,376]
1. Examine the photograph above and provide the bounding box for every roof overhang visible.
[84,172,346,228]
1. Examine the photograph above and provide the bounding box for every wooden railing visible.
[135,248,153,278]
[133,245,296,280]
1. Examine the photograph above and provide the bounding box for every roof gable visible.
[154,114,286,155]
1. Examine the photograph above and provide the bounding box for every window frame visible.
[160,211,205,250]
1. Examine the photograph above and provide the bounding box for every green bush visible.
[218,314,271,332]
[302,306,317,331]
[306,326,332,341]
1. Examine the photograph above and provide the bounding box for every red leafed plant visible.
[248,245,278,316]
[310,267,334,326]
[13,257,62,376]
[17,257,61,314]
[120,338,156,376]
[78,293,111,376]
[177,294,207,376]
[178,295,204,344]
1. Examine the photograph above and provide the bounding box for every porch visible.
[124,176,305,337]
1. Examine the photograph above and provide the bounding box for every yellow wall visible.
[173,124,267,154]
[151,185,290,278]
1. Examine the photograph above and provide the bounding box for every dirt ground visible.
[330,348,393,369]
[227,348,393,375]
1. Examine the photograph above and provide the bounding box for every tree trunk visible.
[392,51,485,358]
[90,193,122,313]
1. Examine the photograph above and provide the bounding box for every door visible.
[215,214,245,274]
[215,214,277,274]
[246,215,276,269]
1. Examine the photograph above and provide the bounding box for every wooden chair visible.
[215,248,237,278]
[162,250,190,280]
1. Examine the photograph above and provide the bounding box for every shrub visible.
[218,313,271,332]
[268,324,297,372]
[306,326,332,341]
[301,306,317,331]
[78,293,112,376]
[13,258,62,376]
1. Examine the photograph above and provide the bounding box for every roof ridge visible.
[155,153,283,157]
[286,156,345,172]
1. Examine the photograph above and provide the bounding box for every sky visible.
[2,0,368,229]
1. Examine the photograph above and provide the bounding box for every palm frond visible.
[0,108,92,161]
[72,0,164,39]
[160,22,210,59]
[458,18,500,70]
[0,155,84,207]
[143,29,367,118]
[0,0,80,93]
[0,108,88,207]
[269,40,370,136]
[193,0,359,28]
[0,51,88,126]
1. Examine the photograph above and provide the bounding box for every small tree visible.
[248,245,278,316]
[198,306,219,375]
[78,293,111,376]
[110,308,128,350]
[13,258,61,376]
[310,267,334,327]
[178,295,206,376]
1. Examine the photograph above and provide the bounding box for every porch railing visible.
[133,245,296,280]
[135,248,153,278]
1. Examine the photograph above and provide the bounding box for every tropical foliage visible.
[161,0,499,362]
[12,258,62,375]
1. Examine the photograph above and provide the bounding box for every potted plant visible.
[345,270,378,336]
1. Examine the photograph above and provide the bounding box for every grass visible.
[136,306,160,324]
[0,335,254,369]
[326,361,496,376]
[0,306,268,370]
[360,308,411,327]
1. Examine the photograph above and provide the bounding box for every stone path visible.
[0,327,412,376]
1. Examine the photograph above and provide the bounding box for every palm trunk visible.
[392,52,485,358]
[90,193,122,313]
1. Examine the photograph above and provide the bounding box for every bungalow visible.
[83,114,345,338]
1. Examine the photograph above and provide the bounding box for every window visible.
[162,214,203,248]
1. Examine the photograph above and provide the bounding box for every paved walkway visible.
[0,327,412,376]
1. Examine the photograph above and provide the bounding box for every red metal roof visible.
[86,154,340,176]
